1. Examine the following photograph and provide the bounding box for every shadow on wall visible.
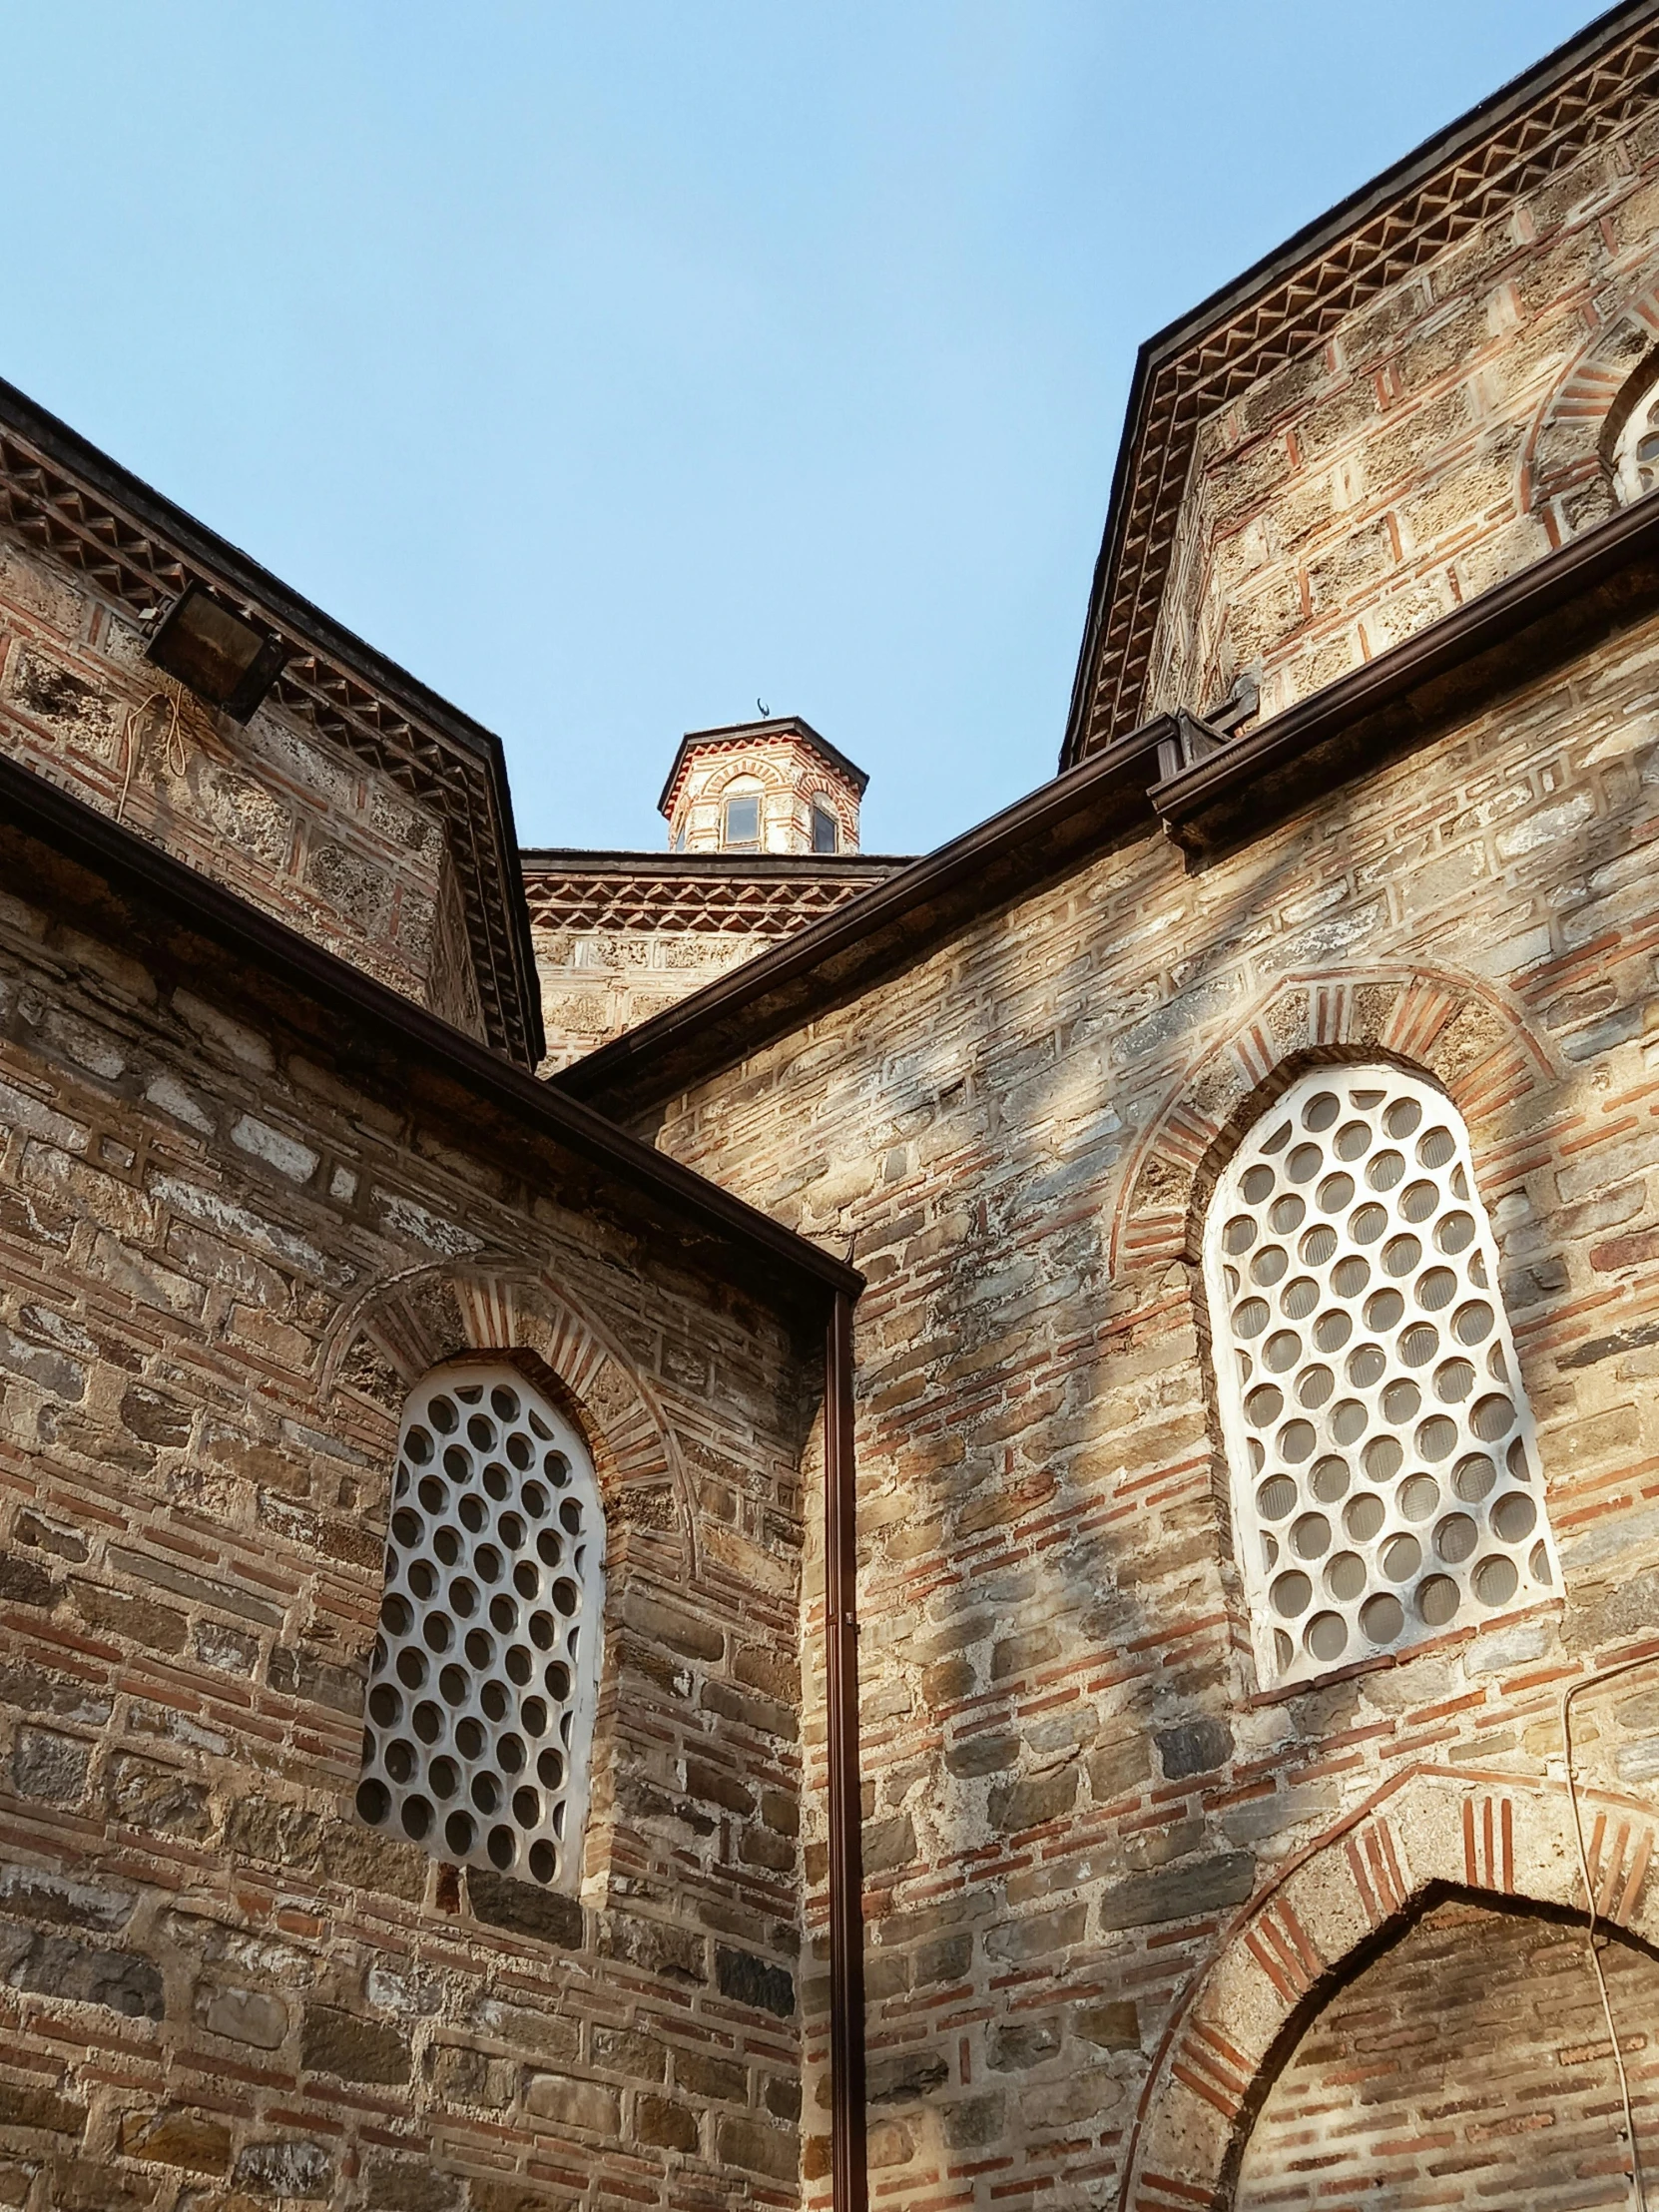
[842,607,1659,2192]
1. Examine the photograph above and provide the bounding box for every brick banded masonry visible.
[645,584,1659,2206]
[0,807,814,2206]
[1146,87,1659,739]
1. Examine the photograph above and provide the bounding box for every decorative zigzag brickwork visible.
[0,422,538,1066]
[1072,9,1659,759]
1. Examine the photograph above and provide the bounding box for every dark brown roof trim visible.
[1152,481,1659,853]
[1059,0,1659,769]
[0,376,546,1071]
[558,487,1659,1121]
[656,715,870,818]
[0,748,860,1310]
[555,714,1178,1116]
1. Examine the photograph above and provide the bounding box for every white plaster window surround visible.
[1204,1066,1557,1691]
[356,1363,605,1890]
[1614,376,1659,504]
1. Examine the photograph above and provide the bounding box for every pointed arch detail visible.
[321,1258,696,1573]
[1110,965,1553,1276]
[1120,1762,1659,2212]
[1525,256,1659,534]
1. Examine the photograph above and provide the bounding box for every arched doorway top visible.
[1120,1763,1659,2211]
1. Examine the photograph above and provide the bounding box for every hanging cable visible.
[1562,1655,1659,2212]
[115,678,207,823]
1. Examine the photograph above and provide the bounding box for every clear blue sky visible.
[3,3,1599,853]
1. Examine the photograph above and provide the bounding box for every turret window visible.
[812,803,838,854]
[723,793,761,847]
[1205,1067,1556,1690]
[356,1363,605,1890]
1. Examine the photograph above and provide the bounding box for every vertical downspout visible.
[825,1289,867,2212]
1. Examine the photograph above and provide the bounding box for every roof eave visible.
[560,484,1659,1121]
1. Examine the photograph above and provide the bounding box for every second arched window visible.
[1205,1066,1557,1690]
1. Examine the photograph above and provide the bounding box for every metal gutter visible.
[825,1292,867,2212]
[560,485,1659,1123]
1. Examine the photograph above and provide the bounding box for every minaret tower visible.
[657,715,866,855]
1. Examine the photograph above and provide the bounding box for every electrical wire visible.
[115,681,199,824]
[1563,1656,1657,2212]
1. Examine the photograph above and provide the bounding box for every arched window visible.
[1613,369,1659,504]
[1205,1066,1556,1691]
[811,802,839,854]
[356,1363,605,1891]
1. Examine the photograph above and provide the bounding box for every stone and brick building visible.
[13,6,1659,2211]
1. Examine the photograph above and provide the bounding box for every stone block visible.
[716,1944,795,2018]
[988,1767,1079,1834]
[0,2078,85,2134]
[1075,1998,1140,2049]
[636,2094,699,2151]
[235,2139,332,2198]
[468,1869,583,1947]
[11,1934,164,2019]
[300,2004,410,2084]
[1156,1718,1234,1780]
[106,1754,211,1839]
[120,2106,232,2174]
[675,2049,747,2104]
[12,1726,89,1802]
[1097,1851,1257,1932]
[867,2048,949,2104]
[195,1980,288,2048]
[716,2115,797,2182]
[523,2073,621,2134]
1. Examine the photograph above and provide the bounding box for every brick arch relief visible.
[1111,966,1553,1278]
[1526,259,1659,536]
[1119,1764,1659,2212]
[322,1258,696,1576]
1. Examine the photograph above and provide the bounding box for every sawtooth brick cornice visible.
[1064,0,1659,768]
[0,403,543,1070]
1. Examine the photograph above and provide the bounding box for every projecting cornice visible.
[0,379,544,1069]
[1062,0,1659,770]
[521,849,909,935]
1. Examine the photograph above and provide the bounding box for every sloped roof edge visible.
[0,375,546,1070]
[656,716,870,820]
[556,482,1659,1122]
[1059,0,1659,771]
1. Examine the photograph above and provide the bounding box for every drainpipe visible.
[825,1289,867,2212]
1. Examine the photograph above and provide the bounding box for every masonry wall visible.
[1236,1897,1659,2208]
[1147,93,1659,731]
[640,600,1659,2206]
[0,526,473,1026]
[0,829,813,2209]
[533,924,765,1071]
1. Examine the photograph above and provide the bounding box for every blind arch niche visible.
[1204,1065,1557,1691]
[356,1361,605,1891]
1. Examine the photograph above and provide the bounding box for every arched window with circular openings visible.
[1205,1066,1557,1692]
[355,1363,606,1891]
[1614,368,1659,505]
